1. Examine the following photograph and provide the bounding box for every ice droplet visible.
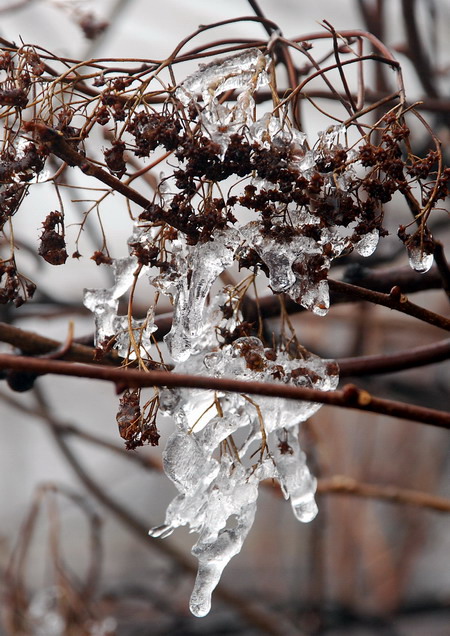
[355,229,379,257]
[408,247,434,273]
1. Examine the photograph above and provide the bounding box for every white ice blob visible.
[355,229,379,257]
[176,48,269,107]
[408,246,434,273]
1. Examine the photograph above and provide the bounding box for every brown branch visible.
[1,320,448,380]
[265,474,450,513]
[328,280,450,331]
[0,322,116,364]
[338,338,450,377]
[242,266,443,326]
[0,354,448,429]
[341,264,443,294]
[316,475,450,513]
[433,242,450,300]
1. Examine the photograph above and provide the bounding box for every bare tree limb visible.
[316,475,450,513]
[0,353,448,428]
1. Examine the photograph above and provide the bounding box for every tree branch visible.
[338,338,450,376]
[328,280,450,331]
[0,354,448,429]
[316,475,450,513]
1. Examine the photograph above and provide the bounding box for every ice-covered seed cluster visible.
[150,337,339,617]
[83,48,423,618]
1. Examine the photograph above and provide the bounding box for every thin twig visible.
[328,280,450,331]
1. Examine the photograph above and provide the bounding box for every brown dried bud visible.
[38,211,68,265]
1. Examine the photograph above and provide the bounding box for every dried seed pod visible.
[38,211,68,265]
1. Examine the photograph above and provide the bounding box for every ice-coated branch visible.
[0,353,448,429]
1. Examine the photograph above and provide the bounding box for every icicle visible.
[150,337,339,616]
[159,229,241,362]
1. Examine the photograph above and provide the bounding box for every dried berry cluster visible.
[38,211,68,266]
[116,389,160,450]
[0,259,36,307]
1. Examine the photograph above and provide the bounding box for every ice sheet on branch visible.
[83,249,156,358]
[150,336,339,617]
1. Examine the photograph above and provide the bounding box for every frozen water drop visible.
[408,247,434,273]
[355,229,379,257]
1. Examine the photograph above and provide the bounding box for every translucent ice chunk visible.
[317,123,346,149]
[176,48,269,106]
[84,256,142,344]
[151,337,339,616]
[271,428,318,522]
[408,246,434,273]
[241,221,320,293]
[163,229,241,361]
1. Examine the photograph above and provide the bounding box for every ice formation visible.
[84,250,156,358]
[152,229,241,362]
[407,246,434,273]
[82,48,394,617]
[150,337,339,617]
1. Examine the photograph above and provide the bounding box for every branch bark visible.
[0,353,449,429]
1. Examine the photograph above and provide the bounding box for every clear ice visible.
[407,246,434,273]
[150,336,339,617]
[153,229,241,362]
[84,251,156,358]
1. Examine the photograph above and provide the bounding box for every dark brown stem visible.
[341,264,442,294]
[433,242,450,300]
[0,354,448,429]
[338,339,450,376]
[328,280,450,331]
[0,322,116,364]
[401,0,438,98]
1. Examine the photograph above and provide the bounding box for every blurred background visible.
[0,1,449,634]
